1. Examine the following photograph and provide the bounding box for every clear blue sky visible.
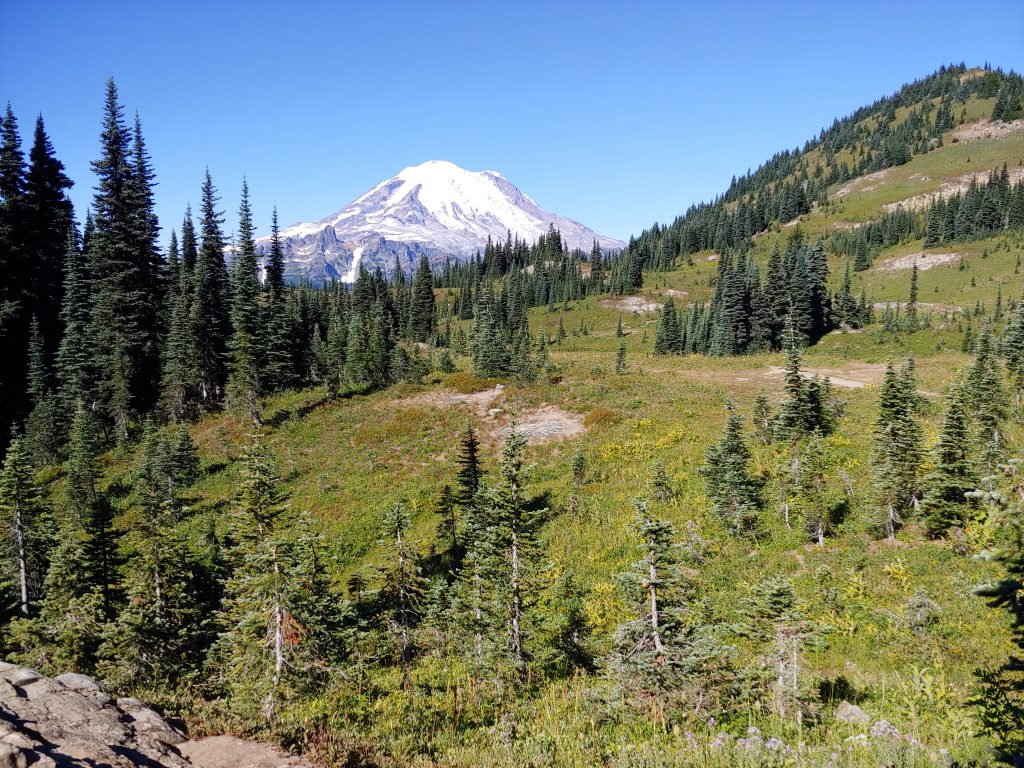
[3,1,1022,244]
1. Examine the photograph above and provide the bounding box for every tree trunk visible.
[265,546,285,719]
[15,503,28,616]
[648,542,666,664]
[510,529,524,670]
[396,523,412,690]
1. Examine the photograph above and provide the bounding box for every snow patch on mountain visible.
[257,160,624,283]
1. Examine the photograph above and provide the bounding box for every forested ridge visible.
[2,66,1024,767]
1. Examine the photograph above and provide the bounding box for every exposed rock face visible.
[0,661,189,767]
[0,662,308,768]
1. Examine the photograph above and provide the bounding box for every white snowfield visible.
[256,160,624,283]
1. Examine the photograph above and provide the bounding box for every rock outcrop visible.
[0,662,307,768]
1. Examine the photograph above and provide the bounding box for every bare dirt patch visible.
[873,251,962,273]
[663,362,889,391]
[959,67,986,84]
[500,406,585,443]
[394,387,584,445]
[872,300,961,314]
[763,363,888,390]
[834,168,891,198]
[952,117,1024,143]
[599,295,663,314]
[883,166,1024,212]
[179,736,309,768]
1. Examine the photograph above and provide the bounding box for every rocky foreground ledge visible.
[0,662,307,768]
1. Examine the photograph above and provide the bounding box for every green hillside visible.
[3,65,1024,767]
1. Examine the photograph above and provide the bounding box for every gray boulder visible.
[834,699,871,727]
[0,662,190,767]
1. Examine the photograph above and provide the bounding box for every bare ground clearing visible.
[599,295,663,313]
[873,251,962,272]
[394,387,584,445]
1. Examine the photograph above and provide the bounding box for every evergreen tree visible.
[98,425,203,687]
[215,428,295,719]
[1003,296,1024,418]
[88,79,162,429]
[834,260,859,328]
[615,339,628,374]
[0,432,49,616]
[798,431,834,545]
[774,321,834,440]
[454,421,482,508]
[56,229,94,417]
[542,570,596,675]
[159,261,198,422]
[612,499,735,719]
[966,323,1009,474]
[701,404,763,538]
[653,297,682,355]
[650,460,675,502]
[287,517,352,694]
[905,261,920,331]
[379,501,424,689]
[921,383,977,536]
[409,255,436,343]
[265,205,286,297]
[24,316,61,465]
[191,169,232,407]
[873,360,923,540]
[0,105,29,447]
[971,455,1024,760]
[482,423,544,677]
[262,207,294,392]
[753,389,774,445]
[227,180,263,424]
[589,240,605,289]
[23,114,74,357]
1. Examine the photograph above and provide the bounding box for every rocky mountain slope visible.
[254,159,624,282]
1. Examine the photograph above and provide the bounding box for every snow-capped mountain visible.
[255,160,625,283]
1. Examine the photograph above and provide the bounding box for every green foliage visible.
[921,382,977,536]
[0,433,49,618]
[701,405,764,538]
[971,456,1024,761]
[873,359,923,539]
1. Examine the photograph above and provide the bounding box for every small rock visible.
[0,734,36,750]
[54,673,102,692]
[0,743,27,768]
[119,699,186,746]
[494,384,505,393]
[487,408,503,417]
[834,700,870,726]
[5,668,39,687]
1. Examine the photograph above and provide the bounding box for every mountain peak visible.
[260,161,623,283]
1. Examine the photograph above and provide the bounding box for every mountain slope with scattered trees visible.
[2,65,1024,768]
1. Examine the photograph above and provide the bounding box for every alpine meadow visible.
[3,6,1024,767]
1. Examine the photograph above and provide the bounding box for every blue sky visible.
[2,1,1023,243]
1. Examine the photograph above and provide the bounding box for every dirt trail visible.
[395,386,584,445]
[179,736,309,768]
